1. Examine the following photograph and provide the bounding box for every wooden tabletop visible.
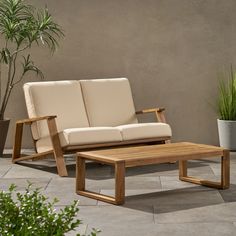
[77,142,227,167]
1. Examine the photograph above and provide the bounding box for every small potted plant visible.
[217,66,236,150]
[0,0,64,156]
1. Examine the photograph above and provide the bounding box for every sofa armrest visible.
[136,108,165,114]
[136,107,166,123]
[16,115,57,125]
[13,115,68,176]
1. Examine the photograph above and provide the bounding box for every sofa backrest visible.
[80,78,138,127]
[24,80,89,140]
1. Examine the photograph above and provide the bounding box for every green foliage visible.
[0,0,64,120]
[0,183,100,236]
[218,66,236,120]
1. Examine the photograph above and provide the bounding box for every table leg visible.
[179,160,187,178]
[76,158,126,205]
[221,149,230,189]
[179,151,230,190]
[76,156,85,191]
[115,161,125,205]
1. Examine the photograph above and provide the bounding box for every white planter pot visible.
[217,119,236,150]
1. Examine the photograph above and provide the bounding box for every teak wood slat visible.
[76,142,230,205]
[12,115,68,177]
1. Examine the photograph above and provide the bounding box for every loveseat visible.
[12,78,172,176]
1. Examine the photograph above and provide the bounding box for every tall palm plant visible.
[0,0,63,120]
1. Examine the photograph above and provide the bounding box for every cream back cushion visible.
[80,78,138,127]
[24,80,89,140]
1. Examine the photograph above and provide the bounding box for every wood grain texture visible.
[115,161,125,204]
[12,123,23,162]
[12,116,68,177]
[16,116,57,125]
[135,107,165,114]
[222,149,230,189]
[179,176,223,189]
[136,107,166,123]
[76,190,118,205]
[76,156,85,191]
[179,160,187,177]
[76,142,230,205]
[78,142,225,167]
[47,118,68,177]
[12,150,53,163]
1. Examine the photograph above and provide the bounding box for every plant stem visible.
[0,63,1,116]
[0,57,12,119]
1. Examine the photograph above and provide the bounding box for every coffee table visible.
[76,142,230,205]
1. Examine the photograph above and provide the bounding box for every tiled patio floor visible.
[1,151,236,236]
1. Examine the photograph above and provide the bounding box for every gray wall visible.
[5,0,236,148]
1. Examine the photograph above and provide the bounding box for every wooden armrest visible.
[16,115,57,125]
[136,108,165,115]
[136,107,166,123]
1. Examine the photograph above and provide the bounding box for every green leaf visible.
[0,48,10,64]
[0,0,64,119]
[218,66,236,120]
[0,183,100,236]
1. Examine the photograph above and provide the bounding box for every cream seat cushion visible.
[24,81,89,140]
[117,123,172,141]
[80,78,138,127]
[36,127,122,153]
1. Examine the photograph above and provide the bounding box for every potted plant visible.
[0,0,64,156]
[0,183,100,235]
[217,66,236,150]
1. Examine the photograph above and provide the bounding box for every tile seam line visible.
[154,221,236,224]
[1,166,13,178]
[44,177,53,190]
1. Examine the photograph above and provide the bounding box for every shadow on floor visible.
[12,160,212,179]
[122,184,236,213]
[1,154,12,158]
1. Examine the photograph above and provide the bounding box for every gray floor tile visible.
[154,202,236,223]
[46,178,77,191]
[153,222,236,236]
[84,223,160,236]
[44,190,98,206]
[85,163,113,178]
[78,205,154,228]
[74,222,236,236]
[4,163,57,178]
[219,184,236,202]
[125,163,179,176]
[98,189,166,207]
[0,164,12,177]
[123,187,224,207]
[86,176,161,190]
[0,178,51,190]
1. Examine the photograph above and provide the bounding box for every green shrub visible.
[218,66,236,120]
[0,183,100,236]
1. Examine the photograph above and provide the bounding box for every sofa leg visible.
[12,123,24,162]
[52,150,68,177]
[47,118,68,177]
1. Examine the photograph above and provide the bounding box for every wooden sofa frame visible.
[12,108,171,177]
